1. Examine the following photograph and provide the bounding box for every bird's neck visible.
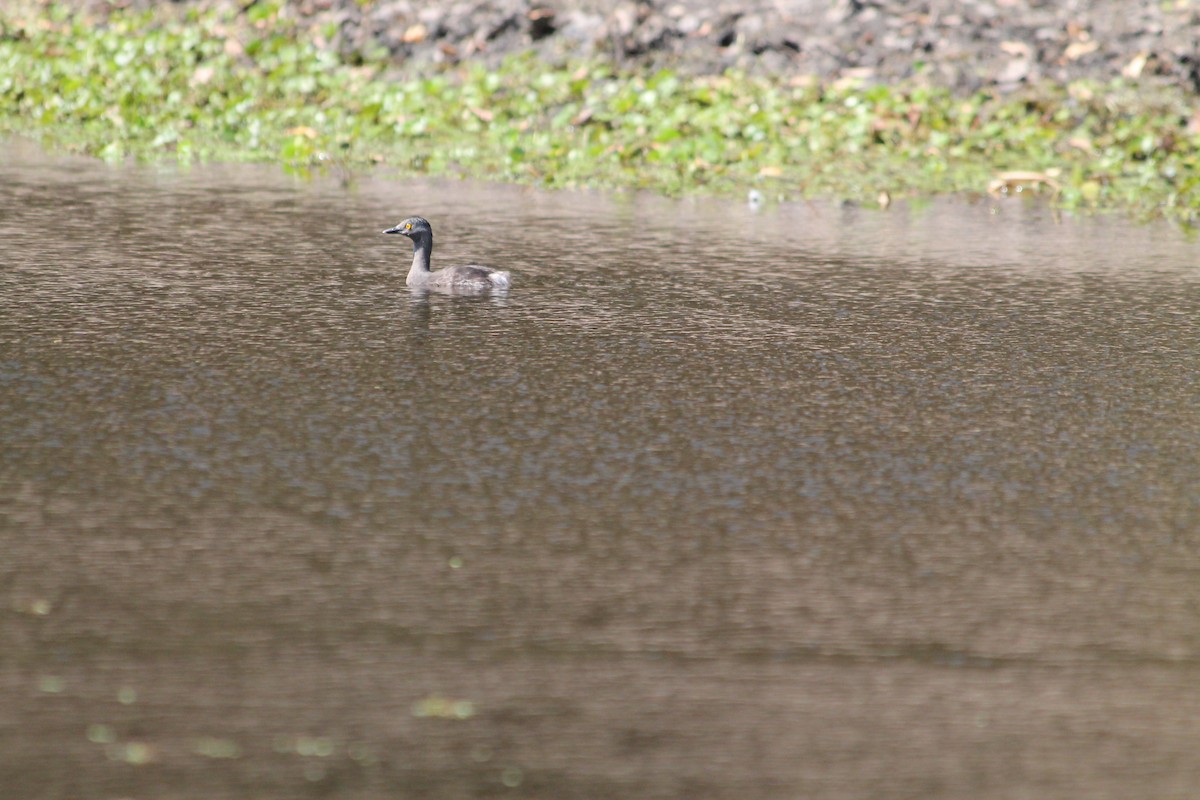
[408,236,432,280]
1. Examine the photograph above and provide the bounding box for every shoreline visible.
[4,1,1200,220]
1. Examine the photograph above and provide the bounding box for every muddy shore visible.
[14,0,1200,215]
[192,0,1200,92]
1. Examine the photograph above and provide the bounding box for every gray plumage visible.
[383,216,510,290]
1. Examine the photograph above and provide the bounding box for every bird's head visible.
[383,216,433,239]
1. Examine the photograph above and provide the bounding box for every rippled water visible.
[3,141,1200,798]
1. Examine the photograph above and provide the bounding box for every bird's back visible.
[426,264,510,289]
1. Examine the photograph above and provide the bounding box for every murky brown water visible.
[3,140,1200,799]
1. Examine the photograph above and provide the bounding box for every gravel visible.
[278,0,1200,92]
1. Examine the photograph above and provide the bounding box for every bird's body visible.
[383,216,510,291]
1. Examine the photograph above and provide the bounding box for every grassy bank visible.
[4,1,1200,218]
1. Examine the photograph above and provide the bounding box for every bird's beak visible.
[383,226,404,235]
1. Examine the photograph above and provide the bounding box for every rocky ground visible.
[238,0,1200,93]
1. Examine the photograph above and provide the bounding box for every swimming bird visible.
[383,216,510,290]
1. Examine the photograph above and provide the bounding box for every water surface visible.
[3,141,1200,799]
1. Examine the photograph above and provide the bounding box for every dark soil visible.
[260,0,1200,93]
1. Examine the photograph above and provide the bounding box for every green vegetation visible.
[4,1,1200,217]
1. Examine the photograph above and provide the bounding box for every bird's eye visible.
[405,223,412,230]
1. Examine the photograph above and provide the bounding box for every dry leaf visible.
[1123,52,1149,79]
[190,66,215,86]
[286,126,318,139]
[995,170,1051,182]
[999,40,1030,57]
[402,24,427,44]
[987,170,1061,196]
[1068,83,1094,101]
[996,58,1031,84]
[1063,40,1099,61]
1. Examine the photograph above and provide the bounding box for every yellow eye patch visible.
[405,223,412,230]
